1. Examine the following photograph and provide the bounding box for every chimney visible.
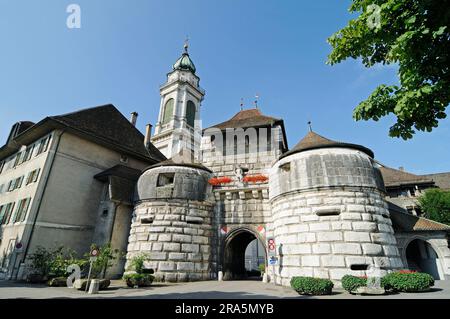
[144,123,153,148]
[130,112,138,126]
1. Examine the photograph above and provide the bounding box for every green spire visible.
[172,41,196,73]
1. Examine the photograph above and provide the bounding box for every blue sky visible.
[0,0,449,174]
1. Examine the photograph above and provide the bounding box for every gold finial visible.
[307,121,312,132]
[184,35,189,53]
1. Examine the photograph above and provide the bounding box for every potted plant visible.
[123,253,154,288]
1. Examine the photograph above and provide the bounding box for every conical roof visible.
[173,52,196,73]
[146,148,211,173]
[280,131,374,159]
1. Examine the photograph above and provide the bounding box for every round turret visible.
[126,159,215,282]
[269,131,404,286]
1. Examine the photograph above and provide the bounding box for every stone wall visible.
[127,200,215,282]
[201,132,284,273]
[128,165,215,282]
[269,148,404,286]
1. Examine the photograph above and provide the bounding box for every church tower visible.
[151,42,205,159]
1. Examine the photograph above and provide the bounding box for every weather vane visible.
[307,121,312,132]
[254,94,259,108]
[240,98,244,111]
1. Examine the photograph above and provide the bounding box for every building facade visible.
[1,45,449,285]
[0,105,165,280]
[126,47,450,285]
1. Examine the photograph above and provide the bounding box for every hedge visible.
[290,276,334,295]
[341,272,435,293]
[382,272,434,292]
[341,275,367,293]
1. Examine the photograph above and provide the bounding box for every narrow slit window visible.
[350,264,369,271]
[315,208,341,216]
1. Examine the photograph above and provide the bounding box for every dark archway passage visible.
[406,239,444,280]
[223,229,266,280]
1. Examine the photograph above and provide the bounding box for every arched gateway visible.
[222,228,266,280]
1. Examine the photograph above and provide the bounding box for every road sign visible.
[267,237,276,256]
[90,248,99,257]
[268,256,278,265]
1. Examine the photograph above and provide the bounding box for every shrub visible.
[258,263,265,274]
[127,253,150,274]
[382,272,434,292]
[290,276,334,295]
[28,246,87,280]
[123,254,154,287]
[84,243,122,279]
[341,275,367,293]
[123,273,154,288]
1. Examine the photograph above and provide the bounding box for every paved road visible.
[0,279,449,299]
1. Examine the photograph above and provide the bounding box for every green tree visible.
[418,188,450,225]
[327,0,450,139]
[85,243,122,279]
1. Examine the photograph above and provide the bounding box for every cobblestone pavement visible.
[0,279,449,299]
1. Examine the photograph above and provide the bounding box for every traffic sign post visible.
[85,248,99,292]
[15,242,23,253]
[266,237,277,284]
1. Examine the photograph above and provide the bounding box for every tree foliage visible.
[418,188,450,225]
[328,0,450,139]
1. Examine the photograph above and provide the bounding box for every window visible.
[21,145,35,164]
[36,135,51,156]
[157,173,175,187]
[14,198,31,223]
[162,99,174,124]
[0,161,4,174]
[7,176,24,192]
[13,152,22,168]
[26,168,41,185]
[1,202,15,225]
[15,176,24,189]
[0,184,4,194]
[186,101,196,127]
[0,205,5,224]
[7,180,14,192]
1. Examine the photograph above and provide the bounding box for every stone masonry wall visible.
[270,148,404,286]
[270,188,403,286]
[127,199,215,282]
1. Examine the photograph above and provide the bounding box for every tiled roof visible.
[51,104,165,163]
[280,131,374,159]
[207,108,282,130]
[1,104,166,163]
[379,166,434,187]
[421,172,450,190]
[390,209,450,232]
